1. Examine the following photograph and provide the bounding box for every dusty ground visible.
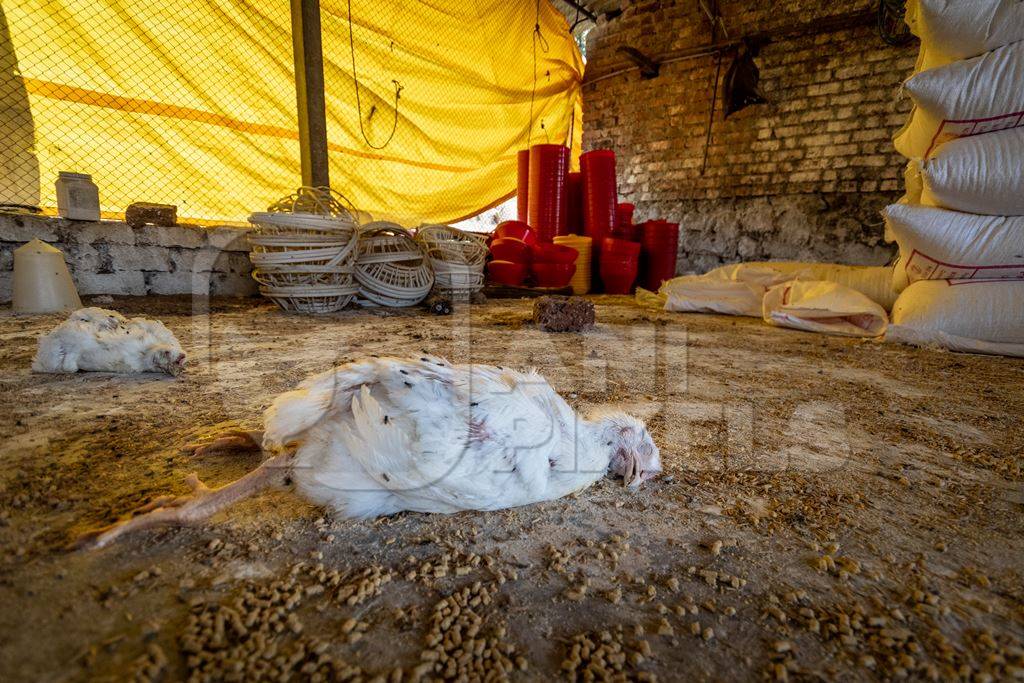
[0,295,1021,682]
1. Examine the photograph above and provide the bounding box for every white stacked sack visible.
[894,40,1024,160]
[889,279,1024,356]
[905,0,1024,70]
[885,0,1024,357]
[885,205,1024,291]
[904,127,1024,215]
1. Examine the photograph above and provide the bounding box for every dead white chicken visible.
[69,306,129,332]
[33,307,185,375]
[76,355,661,548]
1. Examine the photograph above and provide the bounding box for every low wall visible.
[0,213,256,302]
[641,193,896,275]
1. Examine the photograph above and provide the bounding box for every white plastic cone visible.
[12,239,82,313]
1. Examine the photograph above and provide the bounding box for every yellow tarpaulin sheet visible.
[2,0,582,224]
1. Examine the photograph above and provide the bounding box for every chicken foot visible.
[72,453,290,550]
[182,429,264,457]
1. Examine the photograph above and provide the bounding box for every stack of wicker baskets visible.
[247,188,359,314]
[354,222,434,307]
[415,224,487,300]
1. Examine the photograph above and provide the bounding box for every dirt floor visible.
[0,295,1021,682]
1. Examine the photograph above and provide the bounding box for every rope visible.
[526,0,550,147]
[347,0,402,150]
[564,3,579,147]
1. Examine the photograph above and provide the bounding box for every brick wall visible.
[583,0,918,273]
[0,214,255,302]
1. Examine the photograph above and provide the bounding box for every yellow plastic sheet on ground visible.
[2,0,582,224]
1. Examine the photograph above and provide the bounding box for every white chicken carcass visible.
[77,356,661,548]
[33,307,186,375]
[69,306,129,332]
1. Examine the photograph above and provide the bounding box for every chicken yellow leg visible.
[72,454,290,550]
[181,429,264,457]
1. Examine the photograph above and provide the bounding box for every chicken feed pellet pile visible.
[0,295,1021,681]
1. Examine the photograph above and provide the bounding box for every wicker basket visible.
[256,283,360,314]
[248,212,358,236]
[355,222,434,307]
[415,224,486,299]
[247,187,360,313]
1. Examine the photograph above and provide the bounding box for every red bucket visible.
[528,144,570,243]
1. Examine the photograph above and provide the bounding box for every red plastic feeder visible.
[532,261,576,288]
[527,144,570,243]
[493,220,536,246]
[490,237,531,264]
[516,149,530,224]
[640,220,680,292]
[488,260,527,286]
[531,242,578,265]
[599,237,640,294]
[581,149,618,291]
[613,203,636,240]
[601,237,641,260]
[581,149,618,244]
[599,257,639,294]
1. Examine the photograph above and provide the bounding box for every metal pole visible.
[700,51,723,176]
[561,0,597,23]
[290,0,330,189]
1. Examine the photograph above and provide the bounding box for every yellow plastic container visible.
[554,235,592,295]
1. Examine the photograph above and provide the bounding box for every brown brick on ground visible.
[533,295,595,333]
[125,202,177,229]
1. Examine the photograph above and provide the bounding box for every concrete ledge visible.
[0,213,256,302]
[637,193,898,275]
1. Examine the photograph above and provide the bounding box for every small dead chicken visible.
[77,355,660,548]
[33,307,186,375]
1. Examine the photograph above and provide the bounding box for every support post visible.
[290,0,330,189]
[562,0,598,23]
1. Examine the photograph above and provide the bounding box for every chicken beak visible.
[169,354,186,376]
[624,453,642,488]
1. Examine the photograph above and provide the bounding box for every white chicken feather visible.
[77,355,661,548]
[33,307,186,375]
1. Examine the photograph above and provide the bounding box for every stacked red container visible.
[527,144,570,243]
[581,149,618,291]
[565,172,583,235]
[580,149,618,243]
[640,220,680,292]
[613,202,636,241]
[599,237,641,294]
[516,149,530,223]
